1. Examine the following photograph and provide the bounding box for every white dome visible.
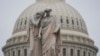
[13,0,88,35]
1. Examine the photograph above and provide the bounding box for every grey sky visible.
[0,0,100,56]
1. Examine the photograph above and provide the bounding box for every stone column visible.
[81,48,84,56]
[61,47,63,56]
[86,49,88,56]
[11,49,13,56]
[91,51,94,56]
[74,47,77,56]
[15,49,16,56]
[66,46,68,56]
[67,46,70,56]
[80,48,83,56]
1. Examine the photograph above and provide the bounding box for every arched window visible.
[25,19,27,25]
[88,52,90,56]
[12,51,15,56]
[24,19,27,28]
[20,21,22,25]
[63,48,66,56]
[80,20,83,27]
[77,21,79,26]
[70,49,73,56]
[77,50,80,56]
[66,19,69,24]
[8,52,10,56]
[24,49,27,56]
[83,51,86,56]
[18,50,20,56]
[72,20,74,25]
[60,18,63,23]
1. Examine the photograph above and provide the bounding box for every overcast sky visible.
[0,0,100,56]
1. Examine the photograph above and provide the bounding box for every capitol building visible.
[2,0,98,56]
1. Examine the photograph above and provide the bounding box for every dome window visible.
[81,22,82,27]
[83,51,86,56]
[72,20,74,25]
[80,20,83,27]
[24,19,27,28]
[20,20,22,25]
[24,49,27,56]
[25,19,27,25]
[70,49,73,56]
[12,51,15,56]
[20,19,23,29]
[63,48,66,56]
[8,52,10,56]
[77,21,79,26]
[18,50,20,56]
[66,19,69,24]
[88,52,90,56]
[60,18,63,23]
[60,16,63,23]
[77,50,80,56]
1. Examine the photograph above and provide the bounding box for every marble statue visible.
[28,9,61,56]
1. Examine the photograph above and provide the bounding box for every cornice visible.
[2,42,29,51]
[62,41,98,52]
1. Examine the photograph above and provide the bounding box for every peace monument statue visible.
[28,9,61,56]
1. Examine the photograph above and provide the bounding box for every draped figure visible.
[28,12,44,56]
[41,9,61,56]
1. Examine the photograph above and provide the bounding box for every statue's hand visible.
[38,34,41,39]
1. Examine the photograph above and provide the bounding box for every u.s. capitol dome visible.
[2,0,98,56]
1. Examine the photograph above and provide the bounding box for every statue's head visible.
[44,8,52,17]
[44,9,52,13]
